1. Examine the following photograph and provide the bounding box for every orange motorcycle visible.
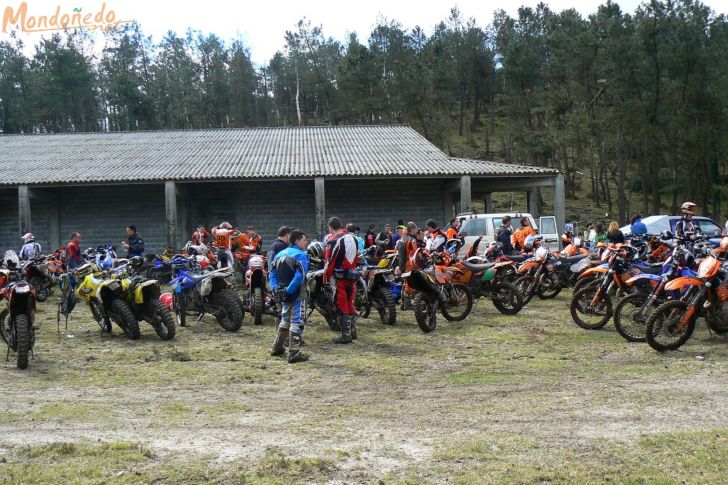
[645,253,728,351]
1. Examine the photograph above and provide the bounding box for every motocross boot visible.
[270,327,289,356]
[332,315,353,344]
[287,333,309,363]
[350,316,358,340]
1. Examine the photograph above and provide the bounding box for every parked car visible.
[456,212,560,253]
[620,215,723,246]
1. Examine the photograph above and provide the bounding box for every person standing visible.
[192,225,210,246]
[66,232,82,269]
[675,202,699,241]
[495,216,514,255]
[269,230,310,363]
[630,214,648,236]
[324,217,360,344]
[347,223,364,253]
[425,219,447,253]
[19,233,41,261]
[212,222,236,269]
[394,222,418,277]
[594,223,608,245]
[512,217,535,252]
[445,218,460,241]
[122,225,144,258]
[376,224,394,251]
[267,226,291,272]
[364,224,377,249]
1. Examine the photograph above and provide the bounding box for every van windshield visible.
[461,218,486,236]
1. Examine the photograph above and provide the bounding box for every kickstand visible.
[196,312,205,324]
[304,307,315,324]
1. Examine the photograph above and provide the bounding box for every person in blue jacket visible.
[630,214,648,236]
[269,229,310,363]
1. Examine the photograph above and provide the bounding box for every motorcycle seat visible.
[505,255,529,263]
[558,254,589,264]
[460,260,496,272]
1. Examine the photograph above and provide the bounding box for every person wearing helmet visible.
[19,233,42,261]
[324,216,361,344]
[212,221,237,269]
[122,225,144,258]
[675,202,700,241]
[269,230,310,363]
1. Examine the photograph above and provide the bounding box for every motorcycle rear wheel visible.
[14,314,30,370]
[413,292,437,333]
[570,285,612,330]
[490,282,524,315]
[441,284,473,322]
[252,287,264,326]
[373,287,397,325]
[212,289,244,332]
[645,300,695,351]
[536,273,562,299]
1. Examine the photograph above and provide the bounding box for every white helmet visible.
[21,232,34,244]
[523,235,541,250]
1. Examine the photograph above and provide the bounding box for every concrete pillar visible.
[527,188,540,218]
[165,181,178,250]
[49,203,60,249]
[314,177,326,240]
[18,185,31,235]
[554,174,566,235]
[484,193,493,213]
[460,176,472,214]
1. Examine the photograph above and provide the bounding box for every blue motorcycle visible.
[612,244,698,342]
[169,256,243,332]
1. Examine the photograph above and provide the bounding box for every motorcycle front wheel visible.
[111,299,140,340]
[513,276,535,306]
[613,293,652,342]
[14,314,31,369]
[147,300,176,341]
[490,282,524,315]
[441,284,473,322]
[252,287,264,326]
[536,273,562,299]
[645,300,695,351]
[570,285,612,330]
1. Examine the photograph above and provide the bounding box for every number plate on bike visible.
[401,272,411,278]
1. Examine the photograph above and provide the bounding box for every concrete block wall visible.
[186,180,317,244]
[53,184,167,255]
[325,178,448,234]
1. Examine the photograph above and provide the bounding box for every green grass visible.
[2,293,728,483]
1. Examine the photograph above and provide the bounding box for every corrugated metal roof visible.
[0,126,557,185]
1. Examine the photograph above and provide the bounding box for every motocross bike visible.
[512,243,552,306]
[355,262,397,325]
[612,244,698,342]
[402,252,473,333]
[304,257,340,331]
[244,254,277,325]
[170,256,243,332]
[113,263,176,340]
[454,257,523,315]
[22,255,62,303]
[645,254,728,351]
[75,263,141,339]
[0,270,36,369]
[570,244,662,330]
[537,252,592,299]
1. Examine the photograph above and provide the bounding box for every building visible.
[0,125,563,253]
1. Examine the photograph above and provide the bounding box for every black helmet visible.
[307,241,324,259]
[130,256,146,272]
[673,247,695,268]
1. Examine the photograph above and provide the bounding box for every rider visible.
[495,216,514,255]
[395,222,419,277]
[192,225,210,246]
[212,222,237,269]
[425,219,447,253]
[675,202,700,242]
[513,217,535,252]
[267,226,291,272]
[240,226,263,255]
[269,230,310,364]
[445,218,460,241]
[19,233,41,261]
[66,232,82,269]
[324,216,360,344]
[375,224,394,252]
[347,223,365,253]
[122,225,144,258]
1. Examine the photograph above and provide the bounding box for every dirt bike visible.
[538,252,592,298]
[570,244,662,330]
[244,254,277,325]
[356,263,397,325]
[402,252,473,333]
[304,259,340,331]
[22,255,63,302]
[612,244,697,342]
[170,256,244,332]
[453,257,523,315]
[112,264,176,340]
[645,254,728,351]
[512,244,552,306]
[74,263,141,339]
[0,270,36,369]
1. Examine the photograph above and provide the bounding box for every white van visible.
[456,212,560,253]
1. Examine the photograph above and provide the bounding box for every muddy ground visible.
[1,290,728,483]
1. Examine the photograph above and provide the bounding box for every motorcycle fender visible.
[665,277,702,292]
[625,273,660,285]
[580,266,607,278]
[518,261,540,273]
[199,278,213,296]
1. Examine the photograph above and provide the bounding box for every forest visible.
[1,0,727,223]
